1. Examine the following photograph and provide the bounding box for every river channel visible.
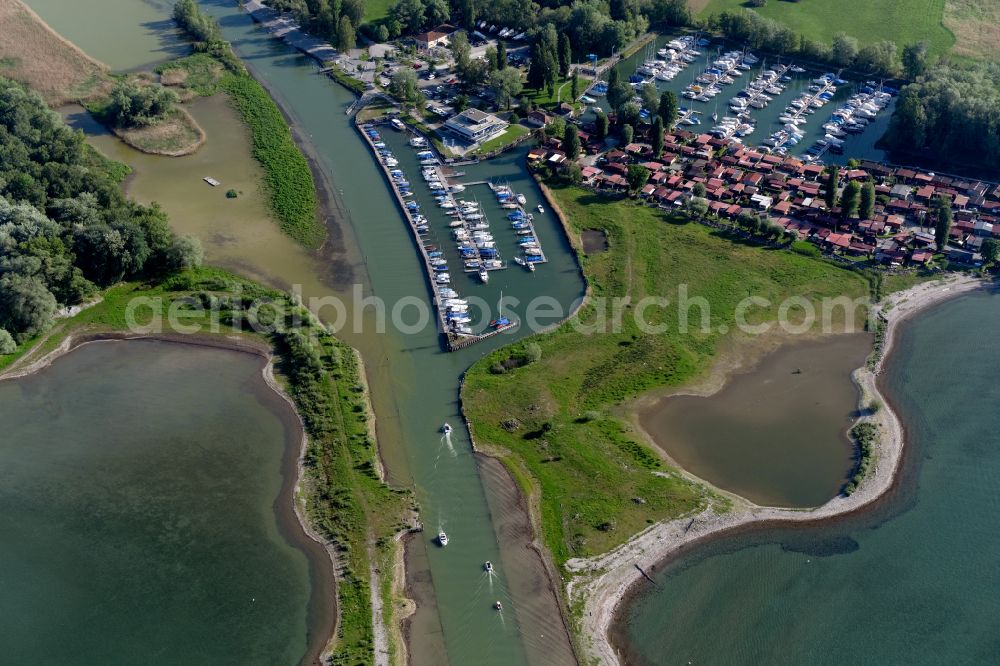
[26,1,586,663]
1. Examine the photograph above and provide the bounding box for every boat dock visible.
[487,182,548,267]
[357,118,522,351]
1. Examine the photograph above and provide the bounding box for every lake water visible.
[0,340,324,664]
[637,333,872,507]
[618,292,1000,664]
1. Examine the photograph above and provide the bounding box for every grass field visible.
[364,0,395,24]
[462,187,870,565]
[699,0,956,57]
[943,0,1000,60]
[471,123,531,156]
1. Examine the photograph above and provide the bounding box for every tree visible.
[570,69,579,101]
[496,41,507,70]
[692,181,706,198]
[564,123,581,160]
[374,24,390,42]
[934,195,953,250]
[336,15,355,51]
[0,328,15,354]
[825,166,839,209]
[558,33,572,79]
[106,80,178,128]
[166,235,204,271]
[902,42,929,80]
[490,67,523,110]
[651,116,664,156]
[860,181,876,220]
[830,32,859,67]
[626,164,650,192]
[622,123,633,145]
[658,90,678,129]
[390,0,425,34]
[840,180,861,220]
[639,83,658,113]
[607,67,629,115]
[458,0,476,29]
[423,0,449,26]
[524,342,542,363]
[594,110,609,141]
[619,103,641,130]
[485,46,499,73]
[451,30,472,74]
[389,67,419,102]
[982,238,1000,264]
[0,274,57,343]
[454,94,469,113]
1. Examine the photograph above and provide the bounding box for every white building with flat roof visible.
[442,108,508,144]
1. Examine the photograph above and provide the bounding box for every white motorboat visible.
[438,532,449,546]
[537,204,544,214]
[484,560,493,572]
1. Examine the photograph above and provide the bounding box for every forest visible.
[884,62,1000,172]
[0,79,201,350]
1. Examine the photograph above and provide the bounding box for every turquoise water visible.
[619,291,1000,664]
[0,340,316,664]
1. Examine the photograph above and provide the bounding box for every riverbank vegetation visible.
[221,75,323,249]
[463,186,869,564]
[165,1,323,248]
[844,422,878,495]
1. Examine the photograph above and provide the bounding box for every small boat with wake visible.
[438,531,449,546]
[441,422,453,434]
[484,560,493,572]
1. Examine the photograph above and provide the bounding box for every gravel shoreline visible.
[566,274,987,666]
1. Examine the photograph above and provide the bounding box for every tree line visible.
[708,8,931,80]
[259,0,363,50]
[0,80,201,350]
[884,61,1000,173]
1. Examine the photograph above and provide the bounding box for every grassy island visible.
[463,186,870,565]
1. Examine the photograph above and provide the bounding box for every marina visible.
[358,119,527,349]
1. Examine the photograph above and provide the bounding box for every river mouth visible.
[636,333,872,507]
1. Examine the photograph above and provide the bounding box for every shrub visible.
[226,189,238,198]
[0,328,15,354]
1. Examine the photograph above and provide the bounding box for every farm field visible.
[698,0,956,57]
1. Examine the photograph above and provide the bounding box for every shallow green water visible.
[619,292,1000,664]
[638,333,872,507]
[26,0,188,71]
[0,340,316,664]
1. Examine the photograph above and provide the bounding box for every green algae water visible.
[26,0,188,71]
[0,340,322,664]
[617,291,1000,664]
